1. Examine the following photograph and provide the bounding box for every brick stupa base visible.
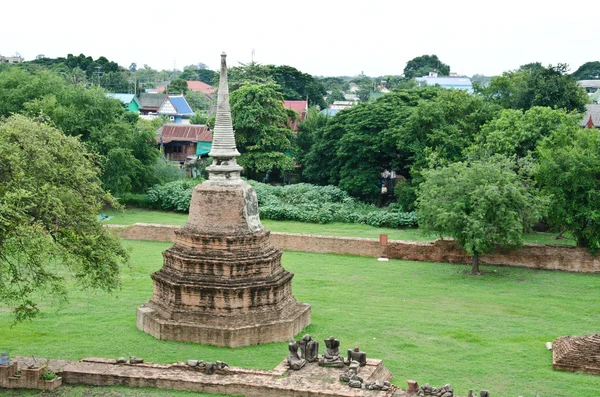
[136,182,311,347]
[553,333,600,374]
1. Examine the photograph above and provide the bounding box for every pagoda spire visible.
[207,52,243,181]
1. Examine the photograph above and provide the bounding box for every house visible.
[377,85,390,94]
[415,72,473,92]
[139,93,167,115]
[283,99,308,131]
[158,95,194,124]
[105,93,141,112]
[577,80,600,94]
[330,101,354,110]
[186,81,216,96]
[581,104,600,128]
[0,54,24,63]
[156,124,212,164]
[348,82,360,92]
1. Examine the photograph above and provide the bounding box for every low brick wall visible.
[111,223,600,273]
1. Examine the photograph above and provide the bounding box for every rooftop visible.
[157,124,212,144]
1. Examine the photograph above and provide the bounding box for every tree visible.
[479,64,589,112]
[417,156,547,274]
[571,61,600,80]
[356,87,372,102]
[535,127,600,251]
[168,78,188,94]
[185,90,212,113]
[230,83,295,179]
[469,106,581,160]
[0,115,128,321]
[403,55,450,79]
[327,89,345,105]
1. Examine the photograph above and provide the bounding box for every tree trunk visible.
[471,252,480,274]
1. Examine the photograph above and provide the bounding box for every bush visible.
[117,193,151,208]
[248,181,417,227]
[146,178,203,212]
[142,179,417,227]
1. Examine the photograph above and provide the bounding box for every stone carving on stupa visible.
[136,52,311,347]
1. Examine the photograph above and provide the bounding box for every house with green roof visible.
[105,93,141,112]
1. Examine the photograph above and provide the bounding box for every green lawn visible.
[2,240,599,396]
[100,208,576,246]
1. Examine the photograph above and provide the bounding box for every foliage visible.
[230,83,295,178]
[571,61,600,80]
[227,63,327,108]
[403,54,450,79]
[535,127,600,252]
[393,179,417,212]
[0,67,162,194]
[326,89,346,105]
[303,87,440,202]
[185,90,212,114]
[0,115,128,321]
[294,108,329,170]
[180,63,217,85]
[417,156,547,273]
[249,182,417,227]
[168,78,188,94]
[356,87,372,102]
[478,63,589,112]
[190,112,209,125]
[468,106,581,160]
[146,179,204,212]
[317,76,349,92]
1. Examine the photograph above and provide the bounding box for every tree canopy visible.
[478,64,589,112]
[230,83,295,179]
[417,156,547,273]
[571,61,600,80]
[535,127,600,252]
[0,115,128,321]
[403,55,450,79]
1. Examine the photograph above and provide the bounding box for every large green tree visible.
[571,61,600,80]
[417,156,547,274]
[478,64,589,112]
[535,127,600,251]
[469,106,581,160]
[230,83,295,179]
[0,115,128,321]
[403,54,450,79]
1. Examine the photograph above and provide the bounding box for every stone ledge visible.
[16,356,404,397]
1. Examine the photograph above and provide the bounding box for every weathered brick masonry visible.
[112,223,600,273]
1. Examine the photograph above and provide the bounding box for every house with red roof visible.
[186,81,216,95]
[156,124,212,164]
[283,99,308,131]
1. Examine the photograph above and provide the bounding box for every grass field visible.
[100,208,575,246]
[1,240,598,397]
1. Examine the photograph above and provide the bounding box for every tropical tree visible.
[230,83,295,179]
[478,64,589,112]
[571,61,600,80]
[0,115,128,321]
[535,127,600,251]
[327,89,346,105]
[417,156,547,274]
[403,54,450,79]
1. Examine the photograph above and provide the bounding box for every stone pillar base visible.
[137,302,311,348]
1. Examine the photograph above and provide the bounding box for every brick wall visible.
[110,224,600,273]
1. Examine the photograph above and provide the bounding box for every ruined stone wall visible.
[111,223,600,273]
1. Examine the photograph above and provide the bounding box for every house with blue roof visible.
[158,95,194,124]
[415,72,473,93]
[105,93,141,112]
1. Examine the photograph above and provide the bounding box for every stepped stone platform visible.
[13,356,403,397]
[553,333,600,374]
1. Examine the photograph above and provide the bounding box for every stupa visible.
[136,52,311,347]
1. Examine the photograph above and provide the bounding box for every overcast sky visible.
[1,0,597,78]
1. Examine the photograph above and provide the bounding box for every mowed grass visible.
[1,240,599,396]
[100,208,575,246]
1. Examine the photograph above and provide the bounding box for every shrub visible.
[117,193,151,208]
[146,178,204,212]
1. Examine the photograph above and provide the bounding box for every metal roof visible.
[581,104,600,128]
[139,93,167,109]
[105,93,136,104]
[169,95,194,115]
[157,124,212,144]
